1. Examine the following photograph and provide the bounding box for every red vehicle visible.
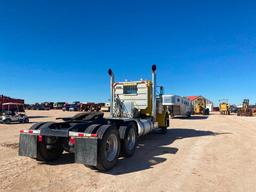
[0,95,24,111]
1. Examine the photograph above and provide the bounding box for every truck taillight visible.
[38,135,43,142]
[69,137,75,145]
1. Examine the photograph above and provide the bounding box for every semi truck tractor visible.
[18,65,169,171]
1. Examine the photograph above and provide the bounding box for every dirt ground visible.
[0,110,256,192]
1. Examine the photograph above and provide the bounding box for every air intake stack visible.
[152,64,157,121]
[108,69,115,117]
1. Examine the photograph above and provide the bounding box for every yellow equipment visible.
[237,99,253,116]
[219,100,231,115]
[193,97,209,115]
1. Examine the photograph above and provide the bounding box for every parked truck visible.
[18,65,169,171]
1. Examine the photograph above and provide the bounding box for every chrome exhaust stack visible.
[108,69,115,117]
[152,64,157,121]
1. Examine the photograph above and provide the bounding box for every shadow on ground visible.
[41,153,75,165]
[28,116,50,119]
[38,128,230,174]
[172,115,209,120]
[188,115,209,120]
[107,128,230,175]
[0,122,36,125]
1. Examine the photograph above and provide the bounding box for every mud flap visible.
[18,134,38,158]
[74,138,98,166]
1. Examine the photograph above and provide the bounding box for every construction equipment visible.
[237,99,253,116]
[18,65,169,171]
[193,97,209,115]
[219,99,231,115]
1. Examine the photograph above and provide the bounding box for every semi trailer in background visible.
[0,95,24,111]
[162,95,193,118]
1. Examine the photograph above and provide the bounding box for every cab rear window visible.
[123,85,138,94]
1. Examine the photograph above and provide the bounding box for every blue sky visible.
[0,0,255,105]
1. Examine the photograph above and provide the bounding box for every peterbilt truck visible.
[18,65,169,171]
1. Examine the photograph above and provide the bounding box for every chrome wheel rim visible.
[127,128,136,151]
[105,134,118,162]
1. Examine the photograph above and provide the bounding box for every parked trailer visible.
[162,95,193,118]
[0,95,24,111]
[19,65,169,171]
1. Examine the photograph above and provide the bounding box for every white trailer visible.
[162,95,193,118]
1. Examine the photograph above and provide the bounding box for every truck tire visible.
[161,127,167,134]
[97,127,120,171]
[122,122,137,157]
[84,124,101,134]
[160,114,169,134]
[37,140,63,162]
[203,108,210,115]
[23,118,29,123]
[186,112,191,118]
[3,119,11,124]
[29,122,49,130]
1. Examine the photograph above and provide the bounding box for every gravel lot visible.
[0,110,256,192]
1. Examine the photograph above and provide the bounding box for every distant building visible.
[186,96,214,112]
